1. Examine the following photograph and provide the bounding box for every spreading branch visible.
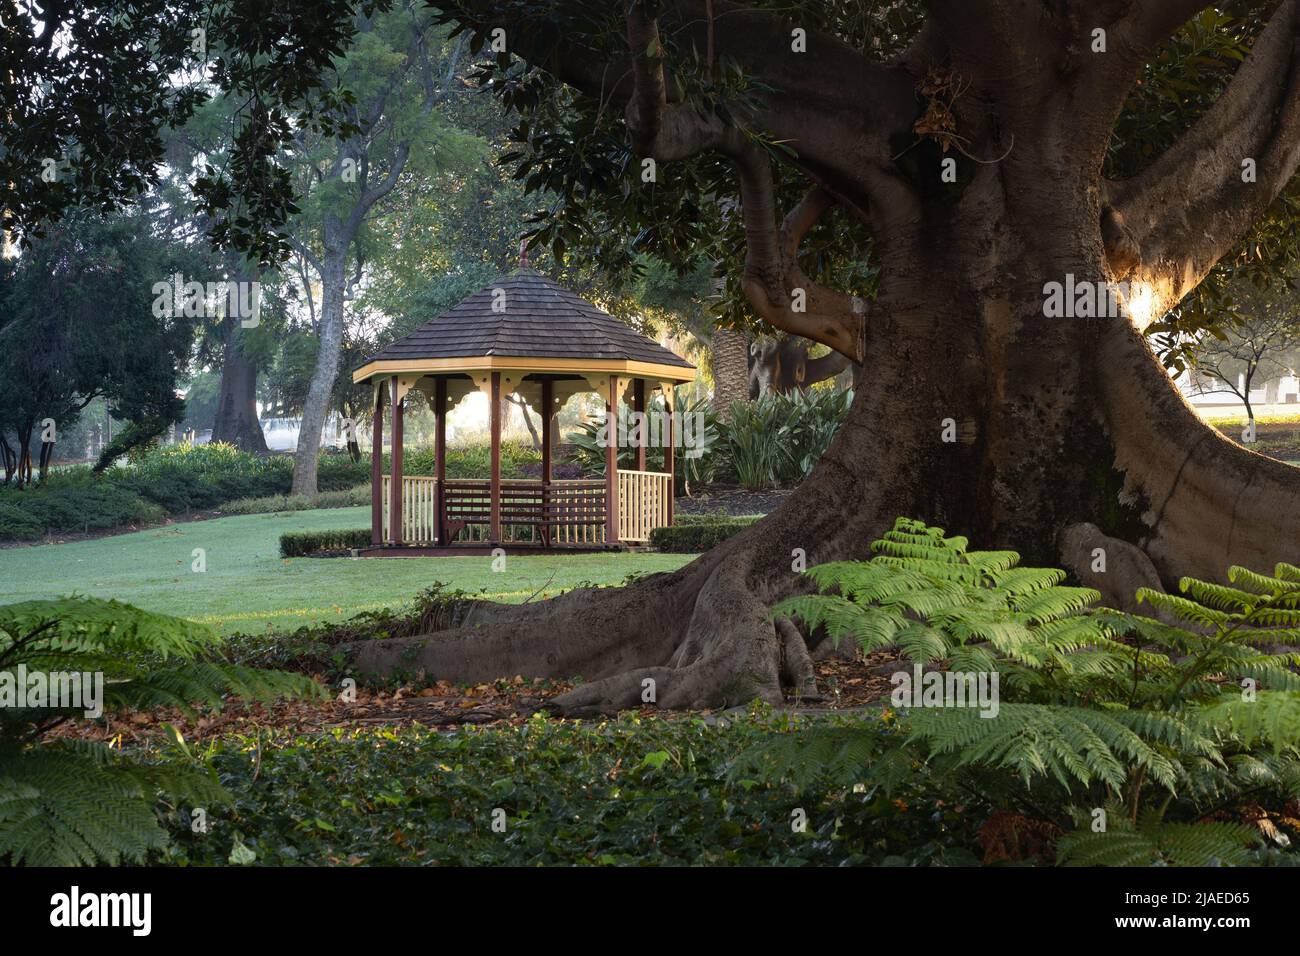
[730,145,867,360]
[1107,0,1300,310]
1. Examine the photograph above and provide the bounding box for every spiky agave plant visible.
[741,517,1300,866]
[0,596,325,865]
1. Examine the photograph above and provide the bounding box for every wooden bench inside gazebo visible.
[352,267,695,555]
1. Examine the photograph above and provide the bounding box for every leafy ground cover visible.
[153,709,976,867]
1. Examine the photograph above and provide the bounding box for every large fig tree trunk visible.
[211,324,269,454]
[358,0,1300,713]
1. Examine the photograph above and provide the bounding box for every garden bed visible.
[48,646,898,751]
[677,484,792,516]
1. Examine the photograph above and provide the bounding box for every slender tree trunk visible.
[709,328,750,420]
[211,322,269,454]
[509,396,542,451]
[38,437,53,481]
[292,227,346,496]
[1,434,16,484]
[14,422,33,490]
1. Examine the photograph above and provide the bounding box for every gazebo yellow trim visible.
[353,355,695,385]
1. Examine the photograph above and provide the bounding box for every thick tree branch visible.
[1111,1,1212,58]
[625,1,667,157]
[730,146,866,360]
[445,0,919,208]
[1107,0,1300,315]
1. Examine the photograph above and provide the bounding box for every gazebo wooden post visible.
[606,374,619,544]
[541,377,553,547]
[370,382,384,546]
[489,371,502,543]
[389,377,404,546]
[541,378,554,482]
[434,376,447,545]
[664,384,675,527]
[633,377,647,471]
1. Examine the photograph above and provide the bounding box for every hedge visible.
[218,485,369,516]
[649,516,760,552]
[0,481,167,540]
[280,528,373,558]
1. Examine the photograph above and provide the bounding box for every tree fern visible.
[0,596,325,866]
[751,517,1300,865]
[1057,821,1259,867]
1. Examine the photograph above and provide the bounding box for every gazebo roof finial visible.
[519,238,530,268]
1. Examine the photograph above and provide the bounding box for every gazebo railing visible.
[383,475,668,546]
[616,471,673,543]
[441,478,607,545]
[380,475,439,545]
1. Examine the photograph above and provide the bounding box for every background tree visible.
[283,8,484,495]
[0,208,200,485]
[747,335,852,397]
[1186,280,1300,438]
[165,95,291,454]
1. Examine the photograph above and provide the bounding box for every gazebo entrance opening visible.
[352,268,695,554]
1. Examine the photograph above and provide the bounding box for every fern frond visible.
[1178,578,1260,613]
[1058,822,1259,867]
[1196,692,1300,753]
[1228,566,1300,595]
[1012,586,1100,623]
[0,744,179,866]
[773,595,903,651]
[908,704,1178,792]
[1136,590,1229,628]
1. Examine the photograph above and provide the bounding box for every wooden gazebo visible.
[352,268,695,555]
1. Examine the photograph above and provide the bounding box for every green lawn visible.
[0,507,692,634]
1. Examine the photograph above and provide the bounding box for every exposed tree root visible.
[776,616,821,701]
[1098,320,1300,581]
[1059,521,1168,615]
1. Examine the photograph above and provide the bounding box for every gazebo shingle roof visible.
[359,268,694,370]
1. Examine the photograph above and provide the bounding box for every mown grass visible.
[0,506,692,634]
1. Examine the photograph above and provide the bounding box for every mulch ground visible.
[676,484,792,517]
[50,650,900,747]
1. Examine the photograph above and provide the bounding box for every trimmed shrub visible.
[0,481,165,540]
[650,516,760,552]
[218,486,370,516]
[280,528,373,558]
